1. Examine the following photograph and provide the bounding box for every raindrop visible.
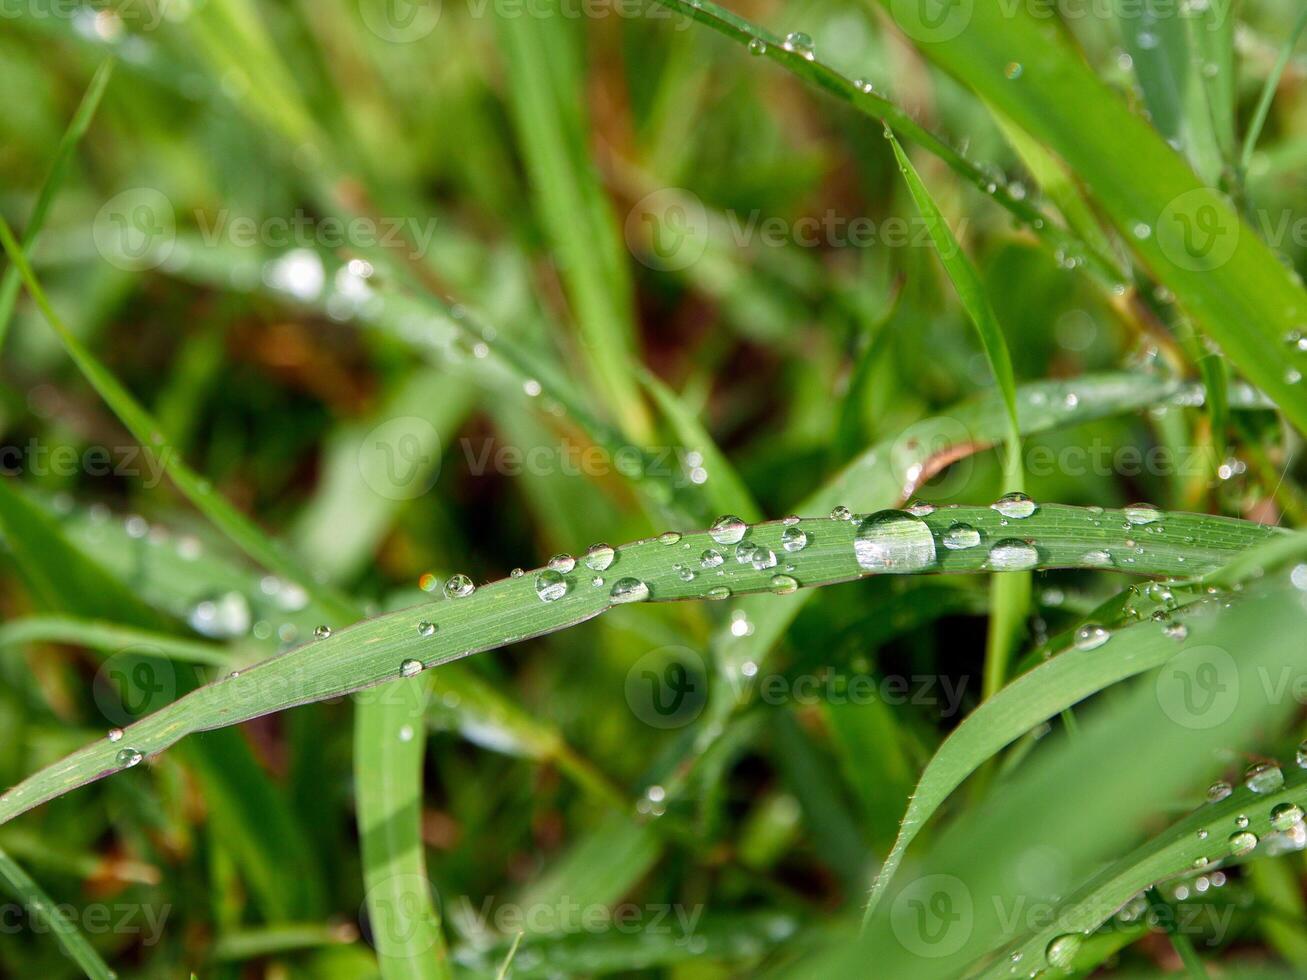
[782,31,815,60]
[987,539,1039,571]
[853,510,937,572]
[314,625,332,640]
[417,621,437,637]
[735,542,759,564]
[1123,503,1161,525]
[1073,624,1110,651]
[107,728,124,743]
[1236,814,1250,829]
[991,491,1038,519]
[710,515,748,545]
[1297,739,1307,768]
[1132,222,1153,240]
[1246,763,1285,794]
[1081,549,1113,567]
[584,543,616,571]
[905,500,936,517]
[610,578,651,604]
[400,659,423,678]
[770,574,799,595]
[942,522,981,550]
[830,505,852,521]
[658,531,682,545]
[444,574,475,599]
[1163,622,1189,641]
[1228,830,1258,856]
[751,547,778,571]
[548,554,576,573]
[748,37,767,56]
[1272,803,1304,831]
[116,748,143,769]
[1045,933,1081,970]
[700,549,724,568]
[781,527,808,552]
[535,570,569,602]
[706,586,732,600]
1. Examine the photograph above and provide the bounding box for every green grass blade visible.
[0,617,229,666]
[875,0,1307,435]
[0,58,114,349]
[1239,6,1307,174]
[0,846,114,980]
[0,504,1278,827]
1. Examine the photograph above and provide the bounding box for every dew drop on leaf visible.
[991,491,1038,519]
[853,511,937,572]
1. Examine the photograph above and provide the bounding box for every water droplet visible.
[1081,549,1113,567]
[187,591,252,639]
[444,574,475,599]
[782,31,815,60]
[1123,503,1161,525]
[1246,763,1284,794]
[1288,368,1303,385]
[991,491,1038,519]
[770,574,799,595]
[748,37,767,56]
[706,586,732,600]
[510,568,524,578]
[658,531,682,545]
[116,748,143,769]
[1297,739,1307,768]
[107,728,124,743]
[1045,933,1081,970]
[1073,624,1110,651]
[1133,222,1153,240]
[735,542,758,564]
[853,510,937,572]
[987,539,1039,571]
[1197,828,1208,840]
[418,621,437,637]
[1272,803,1304,831]
[781,527,808,552]
[1004,61,1023,80]
[1236,814,1250,829]
[830,505,852,521]
[942,522,981,550]
[1163,621,1189,641]
[419,572,439,592]
[1228,830,1258,856]
[700,549,724,568]
[398,724,414,742]
[905,500,936,517]
[610,578,651,604]
[710,515,748,545]
[535,569,569,602]
[584,543,615,571]
[548,554,576,573]
[751,547,778,571]
[400,659,423,678]
[314,625,332,640]
[677,567,696,582]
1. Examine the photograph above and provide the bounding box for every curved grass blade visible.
[0,617,228,667]
[0,58,114,349]
[873,0,1307,436]
[0,846,113,980]
[0,505,1279,827]
[1239,6,1307,175]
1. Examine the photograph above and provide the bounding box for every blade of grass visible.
[0,58,114,350]
[1239,6,1307,175]
[0,845,113,980]
[0,617,229,666]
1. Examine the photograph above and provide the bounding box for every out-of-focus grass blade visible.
[0,504,1279,827]
[0,58,114,349]
[885,128,1027,698]
[0,845,113,980]
[875,0,1307,436]
[1239,7,1307,175]
[495,1,652,441]
[0,617,228,666]
[357,675,451,980]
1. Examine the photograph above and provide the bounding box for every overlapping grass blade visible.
[0,845,113,980]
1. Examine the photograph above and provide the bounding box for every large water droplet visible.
[658,531,682,545]
[770,574,799,595]
[1073,624,1110,651]
[1246,763,1285,794]
[1123,503,1161,525]
[314,625,332,640]
[782,31,815,60]
[991,491,1038,519]
[710,515,747,545]
[748,37,767,56]
[853,511,936,572]
[444,574,475,599]
[417,621,437,637]
[1045,933,1081,970]
[1228,830,1258,856]
[116,748,143,769]
[700,549,724,568]
[1081,549,1113,567]
[706,586,732,600]
[548,554,576,573]
[781,527,808,552]
[400,658,423,678]
[610,578,651,604]
[830,505,852,521]
[942,522,981,550]
[1207,780,1232,803]
[584,543,615,571]
[987,539,1039,571]
[1272,802,1304,831]
[535,570,568,602]
[905,500,935,517]
[751,547,778,571]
